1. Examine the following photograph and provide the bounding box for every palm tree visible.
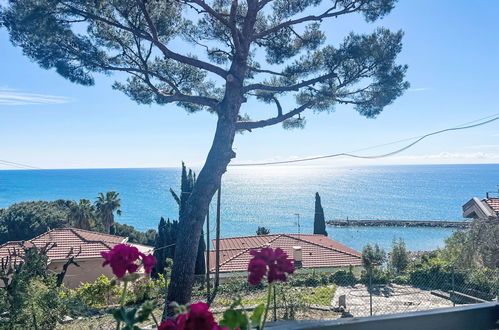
[68,199,96,230]
[95,191,122,234]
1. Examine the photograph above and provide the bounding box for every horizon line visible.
[1,162,499,171]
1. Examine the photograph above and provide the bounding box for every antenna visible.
[294,213,300,238]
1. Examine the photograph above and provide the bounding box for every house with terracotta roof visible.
[462,195,499,220]
[207,234,362,280]
[0,228,153,288]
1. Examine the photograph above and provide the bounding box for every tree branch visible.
[244,72,337,93]
[59,1,229,78]
[235,101,313,131]
[248,66,289,77]
[252,1,359,40]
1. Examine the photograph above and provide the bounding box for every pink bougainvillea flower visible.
[101,244,141,278]
[158,313,187,330]
[141,253,157,274]
[158,302,227,330]
[184,302,219,330]
[247,247,295,285]
[101,244,157,278]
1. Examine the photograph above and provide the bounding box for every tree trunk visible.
[165,85,242,313]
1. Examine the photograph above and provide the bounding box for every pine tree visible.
[2,0,408,305]
[314,193,328,236]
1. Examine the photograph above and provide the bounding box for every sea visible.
[0,164,496,252]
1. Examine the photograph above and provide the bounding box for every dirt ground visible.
[332,284,454,317]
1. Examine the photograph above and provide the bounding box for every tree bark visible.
[164,78,243,314]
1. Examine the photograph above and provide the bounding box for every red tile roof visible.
[483,198,499,213]
[207,234,361,273]
[0,228,132,264]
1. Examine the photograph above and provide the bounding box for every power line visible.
[0,159,42,170]
[230,113,499,167]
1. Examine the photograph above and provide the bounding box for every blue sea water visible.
[0,164,496,252]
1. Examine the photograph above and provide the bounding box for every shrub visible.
[330,270,357,286]
[74,275,119,307]
[408,257,452,290]
[288,270,329,287]
[360,268,390,284]
[126,275,167,304]
[392,274,410,285]
[26,279,68,329]
[0,277,67,329]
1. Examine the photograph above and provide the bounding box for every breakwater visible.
[326,219,470,229]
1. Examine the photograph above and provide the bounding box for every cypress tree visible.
[153,217,168,277]
[153,217,179,277]
[314,192,328,236]
[171,163,206,275]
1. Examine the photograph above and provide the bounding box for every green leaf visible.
[219,309,249,330]
[230,296,242,309]
[250,304,265,327]
[136,301,155,322]
[111,307,126,322]
[126,307,138,321]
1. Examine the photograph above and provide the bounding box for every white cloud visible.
[0,88,71,106]
[408,88,430,92]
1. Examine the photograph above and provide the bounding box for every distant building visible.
[207,234,362,280]
[462,196,499,220]
[0,228,153,288]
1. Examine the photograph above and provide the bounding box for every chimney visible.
[293,246,302,269]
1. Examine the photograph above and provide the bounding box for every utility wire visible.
[230,114,499,167]
[0,159,42,169]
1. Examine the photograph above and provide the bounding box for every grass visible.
[302,285,336,306]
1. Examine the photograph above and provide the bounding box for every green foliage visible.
[313,193,327,236]
[218,278,264,295]
[256,226,270,235]
[301,286,336,305]
[112,222,157,246]
[220,308,250,330]
[0,195,155,246]
[96,191,122,234]
[25,278,68,329]
[68,199,96,230]
[74,275,120,307]
[126,276,167,304]
[153,217,178,277]
[288,270,330,287]
[389,238,408,275]
[110,300,155,330]
[360,268,391,284]
[2,0,407,123]
[0,247,67,329]
[440,219,499,269]
[0,200,72,244]
[329,268,357,286]
[169,162,206,275]
[408,256,454,290]
[361,243,386,272]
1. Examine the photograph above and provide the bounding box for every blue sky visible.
[1,0,498,170]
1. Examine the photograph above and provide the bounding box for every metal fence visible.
[191,266,499,321]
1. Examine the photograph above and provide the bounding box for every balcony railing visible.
[267,302,499,330]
